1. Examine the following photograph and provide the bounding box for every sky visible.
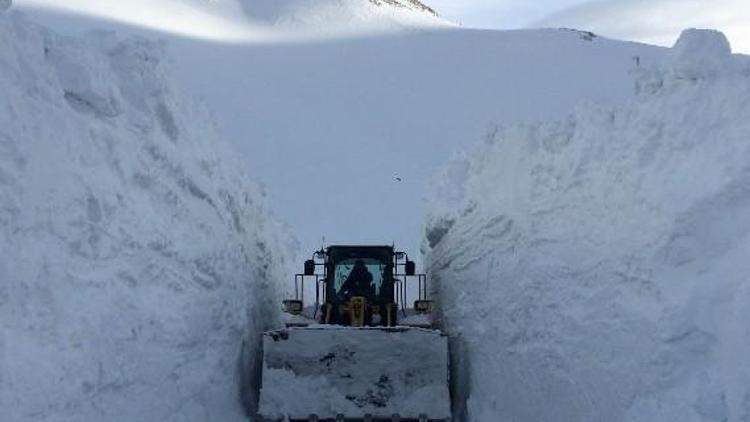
[429,0,750,53]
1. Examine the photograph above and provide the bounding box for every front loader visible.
[258,245,451,421]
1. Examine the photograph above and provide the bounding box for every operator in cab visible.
[339,260,374,299]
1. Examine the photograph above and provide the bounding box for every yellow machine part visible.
[329,297,397,327]
[350,296,365,327]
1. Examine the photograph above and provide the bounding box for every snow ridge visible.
[0,13,293,422]
[235,0,445,30]
[369,0,437,16]
[424,29,750,422]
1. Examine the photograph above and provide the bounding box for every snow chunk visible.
[666,29,733,80]
[0,0,10,12]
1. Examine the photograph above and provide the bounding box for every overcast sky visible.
[430,0,750,53]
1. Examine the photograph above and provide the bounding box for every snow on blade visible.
[424,29,750,422]
[259,327,450,420]
[0,13,293,422]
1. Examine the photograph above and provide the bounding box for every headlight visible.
[414,300,433,314]
[282,299,303,315]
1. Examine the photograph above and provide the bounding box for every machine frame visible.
[284,245,432,327]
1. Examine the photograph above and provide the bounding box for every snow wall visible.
[0,12,294,422]
[424,29,750,422]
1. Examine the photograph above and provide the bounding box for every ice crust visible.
[0,13,293,422]
[424,29,750,422]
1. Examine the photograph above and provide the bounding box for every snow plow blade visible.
[258,326,451,421]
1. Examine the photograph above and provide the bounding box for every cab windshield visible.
[334,258,386,298]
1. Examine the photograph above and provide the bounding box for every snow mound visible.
[666,28,734,80]
[424,29,750,421]
[0,13,293,422]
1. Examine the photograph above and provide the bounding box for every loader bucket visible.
[258,326,451,421]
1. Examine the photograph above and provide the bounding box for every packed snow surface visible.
[425,29,750,421]
[259,327,450,420]
[0,12,293,422]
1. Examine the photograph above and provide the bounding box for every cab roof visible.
[326,245,394,250]
[325,245,395,257]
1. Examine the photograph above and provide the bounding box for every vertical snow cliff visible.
[425,29,750,422]
[0,12,292,422]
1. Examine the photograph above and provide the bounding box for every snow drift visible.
[425,29,750,421]
[0,12,293,422]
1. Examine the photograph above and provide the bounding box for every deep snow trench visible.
[424,29,750,422]
[3,2,750,421]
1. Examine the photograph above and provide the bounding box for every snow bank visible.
[424,29,750,421]
[0,13,293,422]
[665,29,735,80]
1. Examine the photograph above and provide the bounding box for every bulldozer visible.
[258,245,451,421]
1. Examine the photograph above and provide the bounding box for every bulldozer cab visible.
[323,245,396,326]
